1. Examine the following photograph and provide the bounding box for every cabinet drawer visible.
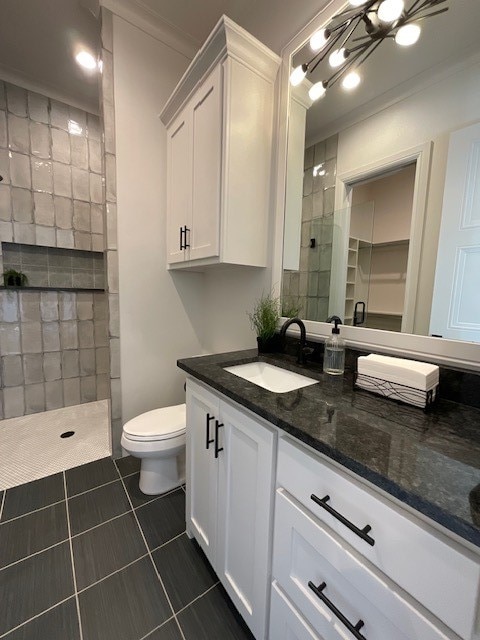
[270,581,326,640]
[273,488,451,640]
[277,438,480,639]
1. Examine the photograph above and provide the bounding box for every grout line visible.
[137,615,175,640]
[133,485,184,511]
[0,491,5,521]
[70,509,131,539]
[0,498,66,525]
[68,477,120,500]
[0,595,75,639]
[0,538,69,573]
[113,459,187,640]
[149,530,186,554]
[76,553,150,594]
[63,471,84,640]
[174,581,220,617]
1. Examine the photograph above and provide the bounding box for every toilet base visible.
[139,454,185,495]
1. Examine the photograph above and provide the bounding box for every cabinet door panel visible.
[190,65,222,261]
[167,112,190,263]
[270,581,327,640]
[217,400,275,639]
[186,381,219,566]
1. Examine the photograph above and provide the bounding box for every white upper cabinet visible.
[160,16,281,269]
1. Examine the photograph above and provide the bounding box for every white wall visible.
[113,16,206,423]
[336,61,480,335]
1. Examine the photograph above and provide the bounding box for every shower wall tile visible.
[0,80,112,421]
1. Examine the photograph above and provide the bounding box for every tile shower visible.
[0,79,111,422]
[282,134,338,322]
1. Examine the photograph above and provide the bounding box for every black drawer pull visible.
[206,413,215,450]
[310,494,375,546]
[308,581,367,640]
[214,420,224,458]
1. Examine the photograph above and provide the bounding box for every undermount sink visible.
[224,361,318,393]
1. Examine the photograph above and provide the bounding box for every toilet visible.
[121,404,186,495]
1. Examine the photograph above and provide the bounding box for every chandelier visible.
[290,0,448,100]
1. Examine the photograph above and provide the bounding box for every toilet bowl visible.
[121,404,186,495]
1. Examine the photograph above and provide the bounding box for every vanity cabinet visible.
[272,438,480,640]
[186,379,276,639]
[160,16,280,269]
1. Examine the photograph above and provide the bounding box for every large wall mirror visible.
[280,0,480,355]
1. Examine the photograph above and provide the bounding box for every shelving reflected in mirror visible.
[282,0,480,342]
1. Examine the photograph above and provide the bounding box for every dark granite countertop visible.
[178,349,480,549]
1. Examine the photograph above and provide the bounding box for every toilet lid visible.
[123,404,186,441]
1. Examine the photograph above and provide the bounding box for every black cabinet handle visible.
[310,494,375,546]
[180,226,184,250]
[214,420,224,458]
[206,413,215,450]
[183,226,190,249]
[308,581,367,640]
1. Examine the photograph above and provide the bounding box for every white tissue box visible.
[355,354,439,409]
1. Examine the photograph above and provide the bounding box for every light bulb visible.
[290,64,307,87]
[349,0,368,5]
[342,71,361,90]
[310,29,329,52]
[75,50,97,70]
[377,0,404,22]
[395,23,421,46]
[329,48,348,68]
[309,82,327,101]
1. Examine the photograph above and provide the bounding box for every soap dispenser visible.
[323,316,345,375]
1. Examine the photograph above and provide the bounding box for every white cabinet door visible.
[186,381,219,566]
[270,582,327,640]
[189,65,222,261]
[166,110,191,264]
[217,400,275,640]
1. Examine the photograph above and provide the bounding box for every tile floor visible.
[0,456,254,640]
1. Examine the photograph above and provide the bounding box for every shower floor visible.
[0,401,111,490]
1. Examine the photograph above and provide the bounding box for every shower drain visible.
[60,431,75,438]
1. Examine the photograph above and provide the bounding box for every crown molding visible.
[99,0,199,59]
[0,63,100,115]
[160,15,281,127]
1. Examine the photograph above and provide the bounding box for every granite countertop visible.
[178,349,480,549]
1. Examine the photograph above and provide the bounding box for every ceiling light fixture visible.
[75,50,98,71]
[291,0,448,102]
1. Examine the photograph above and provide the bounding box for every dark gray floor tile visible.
[1,474,64,521]
[68,480,131,535]
[3,597,80,640]
[123,472,159,508]
[79,556,171,640]
[66,457,118,496]
[178,585,254,640]
[145,619,183,640]
[0,502,68,569]
[136,489,185,550]
[153,533,217,612]
[73,511,146,590]
[115,455,141,477]
[0,542,74,636]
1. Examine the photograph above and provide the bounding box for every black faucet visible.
[279,317,314,365]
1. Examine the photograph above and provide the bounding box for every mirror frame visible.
[272,0,480,371]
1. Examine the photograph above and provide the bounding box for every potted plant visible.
[2,269,28,288]
[248,292,282,353]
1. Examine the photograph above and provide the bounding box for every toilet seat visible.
[123,404,186,442]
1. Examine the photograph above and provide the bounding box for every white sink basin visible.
[224,361,318,393]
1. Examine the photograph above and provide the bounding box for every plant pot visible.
[257,334,282,354]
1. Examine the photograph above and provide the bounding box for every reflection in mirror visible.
[282,0,480,342]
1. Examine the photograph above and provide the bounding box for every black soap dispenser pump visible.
[323,316,345,375]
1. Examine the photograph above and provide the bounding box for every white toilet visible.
[121,404,186,495]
